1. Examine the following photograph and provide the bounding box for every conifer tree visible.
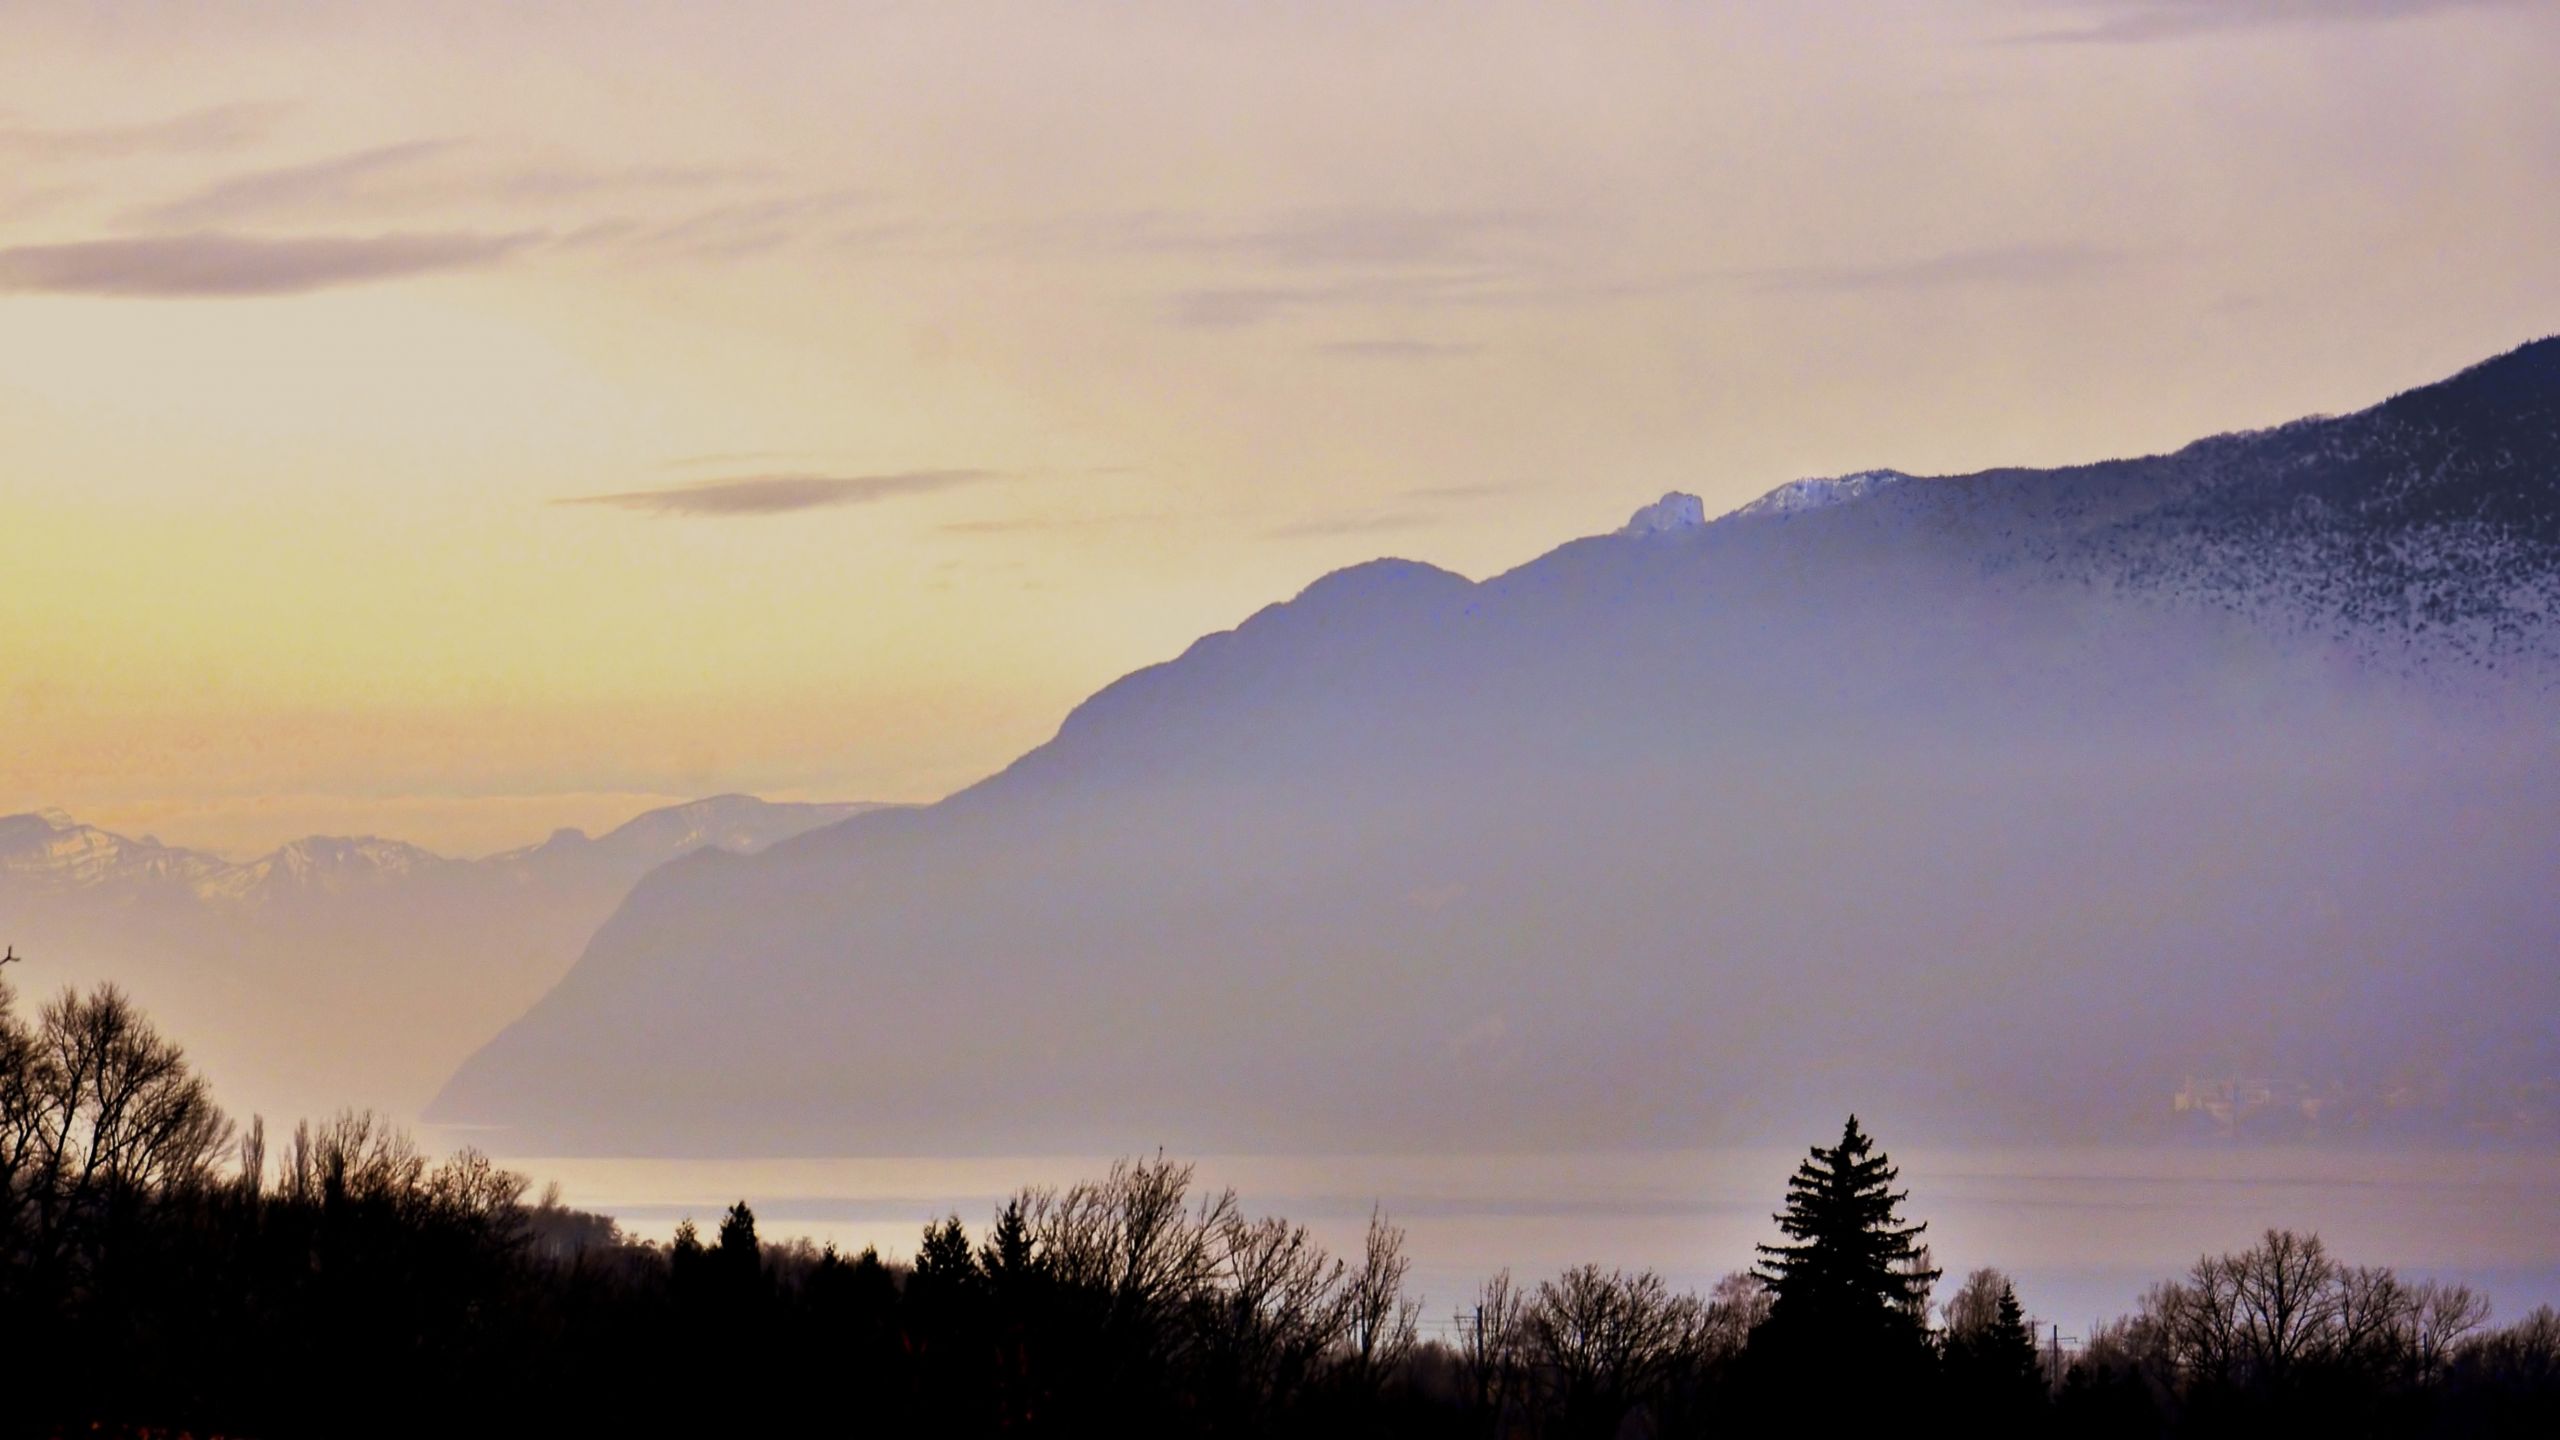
[715,1201,759,1257]
[668,1216,707,1304]
[1752,1116,1938,1353]
[979,1197,1036,1289]
[714,1201,762,1279]
[915,1213,982,1291]
[1945,1273,2048,1418]
[1987,1283,2044,1392]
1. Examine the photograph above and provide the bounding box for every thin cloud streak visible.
[1172,270,1532,329]
[1171,268,1695,330]
[1021,206,1536,269]
[660,450,827,471]
[1260,511,1439,540]
[2018,0,2523,43]
[129,142,772,233]
[128,140,458,228]
[0,102,283,160]
[485,162,765,204]
[559,470,1000,517]
[939,510,1192,536]
[0,229,539,297]
[1258,481,1506,539]
[592,189,880,263]
[1157,207,1537,269]
[1738,243,2128,295]
[1316,339,1486,360]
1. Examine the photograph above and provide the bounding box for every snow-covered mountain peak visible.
[1,797,870,910]
[1618,491,1707,536]
[262,835,441,878]
[1731,469,1912,519]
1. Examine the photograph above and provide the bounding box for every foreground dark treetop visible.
[8,982,2557,1437]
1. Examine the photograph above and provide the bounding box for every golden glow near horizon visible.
[6,1,2559,856]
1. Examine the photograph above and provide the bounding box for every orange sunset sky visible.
[6,0,2557,855]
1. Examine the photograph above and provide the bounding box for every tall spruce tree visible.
[1752,1116,1938,1355]
[979,1198,1036,1289]
[1985,1283,2045,1396]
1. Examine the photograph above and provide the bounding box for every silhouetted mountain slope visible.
[434,339,2560,1155]
[0,796,877,1121]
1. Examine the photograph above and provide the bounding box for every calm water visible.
[488,1147,2560,1345]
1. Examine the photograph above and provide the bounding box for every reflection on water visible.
[486,1147,2560,1340]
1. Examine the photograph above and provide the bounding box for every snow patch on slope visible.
[1619,492,1707,536]
[1731,469,1912,519]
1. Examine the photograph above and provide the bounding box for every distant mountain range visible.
[1,797,877,1123]
[405,338,2560,1153]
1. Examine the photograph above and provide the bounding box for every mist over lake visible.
[484,1146,2560,1343]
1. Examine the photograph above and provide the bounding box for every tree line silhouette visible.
[4,967,2557,1436]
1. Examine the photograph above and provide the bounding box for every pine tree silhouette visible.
[1945,1277,2049,1422]
[915,1214,982,1292]
[1987,1284,2042,1389]
[714,1201,762,1278]
[1976,1276,2037,1404]
[978,1197,1035,1287]
[1750,1115,1938,1387]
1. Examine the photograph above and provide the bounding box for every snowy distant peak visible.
[0,813,229,897]
[239,836,447,897]
[1730,469,1912,520]
[0,796,874,906]
[1611,467,1921,536]
[1619,492,1708,536]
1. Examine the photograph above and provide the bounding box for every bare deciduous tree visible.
[1525,1264,1709,1436]
[2408,1279,2492,1382]
[1209,1210,1344,1405]
[2130,1229,2490,1393]
[1020,1152,1238,1372]
[2227,1228,2339,1382]
[1701,1270,1772,1359]
[1337,1205,1421,1393]
[9,987,230,1254]
[1463,1268,1533,1425]
[2455,1304,2560,1391]
[2147,1253,2246,1383]
[1943,1266,2013,1341]
[283,1108,427,1207]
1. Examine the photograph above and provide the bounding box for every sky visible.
[4,0,2557,857]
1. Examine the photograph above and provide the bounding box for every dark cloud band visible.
[0,229,536,297]
[558,470,999,517]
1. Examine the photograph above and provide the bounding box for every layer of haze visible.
[5,0,2560,854]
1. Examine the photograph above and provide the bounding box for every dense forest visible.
[5,966,2557,1438]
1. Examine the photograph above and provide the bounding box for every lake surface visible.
[490,1146,2560,1346]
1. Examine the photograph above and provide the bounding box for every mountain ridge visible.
[431,337,2560,1155]
[0,794,880,906]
